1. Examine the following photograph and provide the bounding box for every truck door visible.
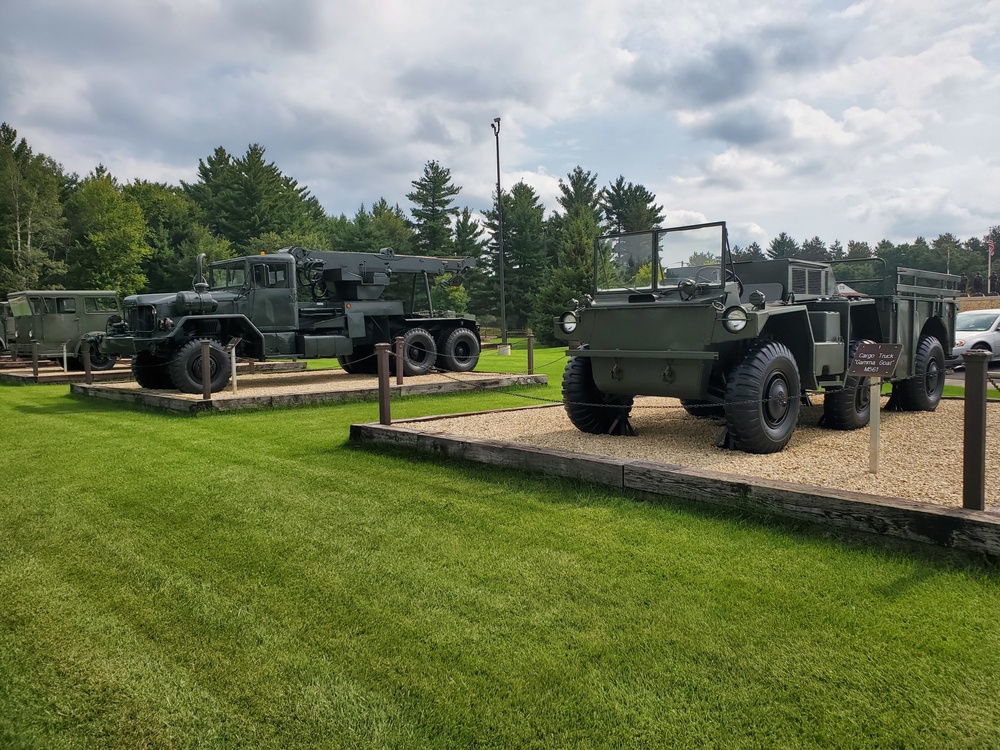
[248,259,297,331]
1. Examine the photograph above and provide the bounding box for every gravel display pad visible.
[402,396,999,509]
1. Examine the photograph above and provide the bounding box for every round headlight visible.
[722,306,748,333]
[559,311,578,334]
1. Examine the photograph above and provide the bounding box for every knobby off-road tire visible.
[725,341,800,454]
[562,353,634,435]
[680,399,726,419]
[168,338,232,394]
[399,327,437,376]
[131,351,175,389]
[822,340,873,430]
[338,345,378,375]
[438,328,480,372]
[893,335,945,411]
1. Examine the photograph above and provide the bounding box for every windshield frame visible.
[594,221,731,294]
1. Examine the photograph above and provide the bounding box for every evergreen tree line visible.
[3,122,998,346]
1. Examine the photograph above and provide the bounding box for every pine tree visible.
[767,232,800,259]
[601,176,664,233]
[406,160,460,255]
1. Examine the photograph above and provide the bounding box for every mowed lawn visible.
[2,348,1000,748]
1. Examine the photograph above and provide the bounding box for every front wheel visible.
[562,353,634,435]
[893,335,945,411]
[132,351,174,389]
[725,341,800,453]
[86,344,118,371]
[168,339,232,393]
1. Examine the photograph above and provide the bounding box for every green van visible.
[8,290,121,370]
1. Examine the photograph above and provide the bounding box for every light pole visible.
[491,117,507,346]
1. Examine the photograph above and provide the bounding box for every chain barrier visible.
[126,343,958,415]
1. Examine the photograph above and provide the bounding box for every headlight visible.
[559,311,578,334]
[722,306,748,333]
[956,338,965,347]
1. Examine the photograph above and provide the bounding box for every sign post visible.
[847,342,903,474]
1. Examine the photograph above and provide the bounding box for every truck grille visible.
[125,304,156,333]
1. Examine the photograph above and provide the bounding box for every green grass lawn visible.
[3,351,1000,748]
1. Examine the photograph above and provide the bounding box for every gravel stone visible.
[405,396,1000,509]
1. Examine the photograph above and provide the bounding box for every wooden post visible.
[231,348,238,395]
[963,349,989,510]
[201,339,212,401]
[82,345,93,385]
[376,342,391,425]
[527,330,535,375]
[31,341,39,378]
[395,336,404,386]
[868,378,881,473]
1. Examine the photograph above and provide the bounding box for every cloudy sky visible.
[3,0,999,249]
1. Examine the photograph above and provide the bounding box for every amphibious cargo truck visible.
[553,221,958,453]
[100,246,481,393]
[7,290,122,370]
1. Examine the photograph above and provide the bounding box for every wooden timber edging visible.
[70,374,548,414]
[349,417,1000,556]
[0,359,306,385]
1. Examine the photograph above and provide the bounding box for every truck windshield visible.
[596,223,728,293]
[209,263,247,291]
[658,224,725,286]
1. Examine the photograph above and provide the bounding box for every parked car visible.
[949,309,1000,366]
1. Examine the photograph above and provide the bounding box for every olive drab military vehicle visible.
[7,290,122,370]
[1,300,14,353]
[553,221,958,454]
[99,246,481,393]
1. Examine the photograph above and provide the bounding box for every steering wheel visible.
[693,265,744,298]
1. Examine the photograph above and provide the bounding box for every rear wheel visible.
[438,328,480,372]
[823,340,873,430]
[893,335,945,411]
[562,353,634,435]
[725,341,800,454]
[169,338,232,393]
[398,328,437,376]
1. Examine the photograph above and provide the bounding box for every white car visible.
[951,309,1000,365]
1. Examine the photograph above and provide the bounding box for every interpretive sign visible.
[847,342,902,378]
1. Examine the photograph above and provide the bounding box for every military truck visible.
[553,221,958,454]
[7,290,122,370]
[99,246,481,393]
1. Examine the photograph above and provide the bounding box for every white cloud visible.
[1,0,998,245]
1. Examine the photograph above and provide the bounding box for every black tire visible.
[680,399,725,419]
[894,335,945,411]
[86,344,118,371]
[562,354,634,435]
[338,345,378,375]
[168,338,232,393]
[438,328,480,372]
[822,340,872,430]
[131,351,175,389]
[725,341,800,454]
[398,328,437,376]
